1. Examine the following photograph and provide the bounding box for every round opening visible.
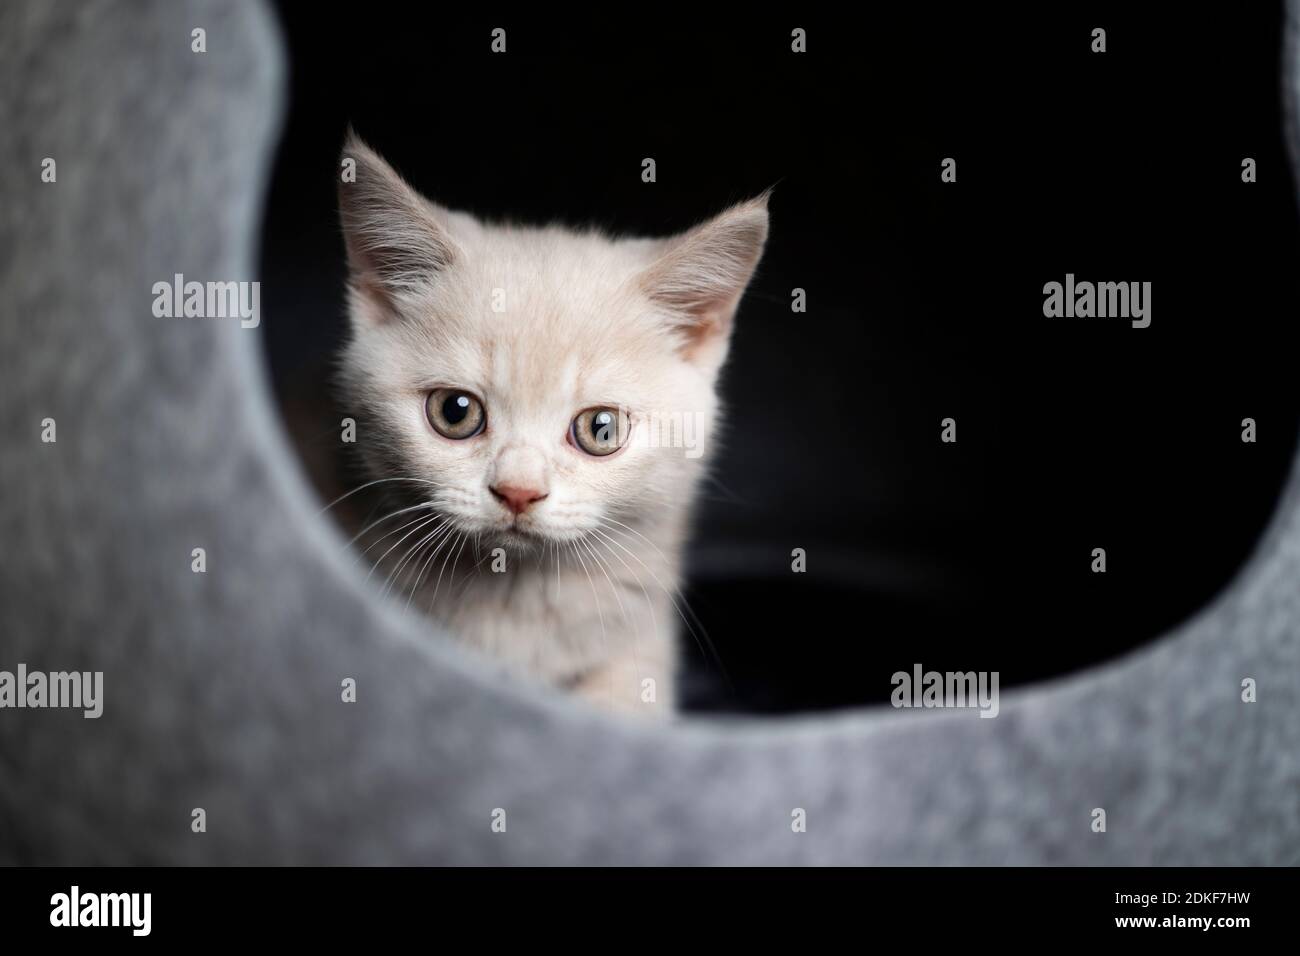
[259,7,1300,716]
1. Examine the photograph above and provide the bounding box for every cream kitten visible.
[335,133,768,717]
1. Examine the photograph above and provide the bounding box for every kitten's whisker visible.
[412,530,453,608]
[348,503,439,556]
[398,533,439,604]
[366,513,442,582]
[447,531,471,593]
[403,521,460,606]
[318,476,440,515]
[553,538,561,597]
[593,523,729,684]
[426,530,466,614]
[588,528,660,642]
[600,516,672,565]
[454,537,495,599]
[382,520,450,598]
[569,540,615,706]
[578,535,645,691]
[395,528,446,602]
[598,518,700,620]
[366,515,447,590]
[578,535,634,630]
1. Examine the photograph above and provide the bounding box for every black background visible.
[259,4,1300,714]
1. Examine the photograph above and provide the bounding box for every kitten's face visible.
[338,135,768,553]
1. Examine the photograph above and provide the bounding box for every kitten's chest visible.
[426,558,675,684]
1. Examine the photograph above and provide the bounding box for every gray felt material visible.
[0,0,1297,864]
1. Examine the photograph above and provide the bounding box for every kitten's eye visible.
[425,388,486,440]
[570,407,627,457]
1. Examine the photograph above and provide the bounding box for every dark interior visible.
[259,5,1300,714]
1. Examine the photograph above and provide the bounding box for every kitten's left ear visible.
[638,193,770,369]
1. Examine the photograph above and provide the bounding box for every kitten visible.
[335,133,768,717]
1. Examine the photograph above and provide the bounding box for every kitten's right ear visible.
[338,130,457,316]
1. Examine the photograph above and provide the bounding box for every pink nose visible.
[490,484,548,516]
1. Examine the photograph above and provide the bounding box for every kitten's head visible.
[337,133,768,554]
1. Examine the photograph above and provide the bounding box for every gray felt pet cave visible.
[1,0,1298,864]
